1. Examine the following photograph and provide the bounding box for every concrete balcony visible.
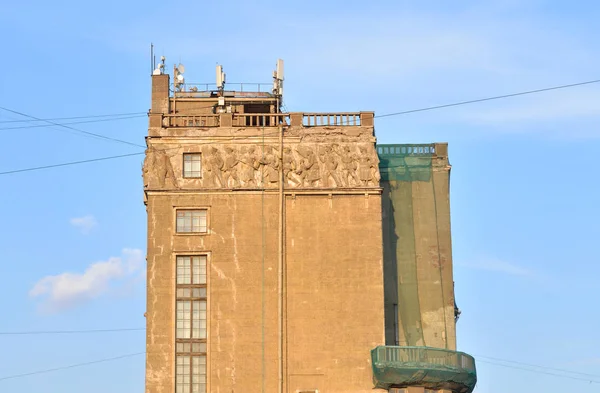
[371,346,477,393]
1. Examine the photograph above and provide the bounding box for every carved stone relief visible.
[144,143,381,190]
[143,148,179,189]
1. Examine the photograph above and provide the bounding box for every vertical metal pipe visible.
[278,123,284,393]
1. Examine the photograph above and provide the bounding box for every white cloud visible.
[29,248,144,313]
[70,215,98,234]
[458,257,533,277]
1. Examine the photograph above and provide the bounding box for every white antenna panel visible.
[276,59,284,80]
[216,65,225,89]
[177,74,184,82]
[178,63,185,74]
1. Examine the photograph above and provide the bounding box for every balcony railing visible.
[232,113,290,127]
[164,114,220,127]
[371,346,477,393]
[160,112,374,128]
[302,113,361,127]
[377,144,436,156]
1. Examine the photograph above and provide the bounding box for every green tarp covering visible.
[371,346,477,393]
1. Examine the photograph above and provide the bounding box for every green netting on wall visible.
[379,144,440,348]
[371,346,477,393]
[377,144,435,182]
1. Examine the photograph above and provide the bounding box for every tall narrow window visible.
[183,154,202,178]
[176,210,207,233]
[176,255,207,393]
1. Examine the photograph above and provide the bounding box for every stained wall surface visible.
[144,73,386,393]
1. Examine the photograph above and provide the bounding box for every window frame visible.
[175,254,208,393]
[182,153,202,179]
[175,209,209,235]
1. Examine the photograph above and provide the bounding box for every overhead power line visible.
[0,352,144,382]
[475,354,600,379]
[374,78,600,119]
[0,131,282,176]
[2,77,600,176]
[2,326,594,384]
[0,114,147,131]
[0,152,145,175]
[0,112,147,123]
[0,348,597,384]
[0,107,145,148]
[3,326,596,384]
[478,359,600,384]
[0,327,145,335]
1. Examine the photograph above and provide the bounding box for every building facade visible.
[143,62,476,393]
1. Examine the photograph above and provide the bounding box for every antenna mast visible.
[273,59,284,112]
[150,43,154,75]
[216,65,226,95]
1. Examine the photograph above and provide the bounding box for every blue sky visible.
[1,1,599,392]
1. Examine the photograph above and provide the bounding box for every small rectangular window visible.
[176,210,207,233]
[183,154,202,178]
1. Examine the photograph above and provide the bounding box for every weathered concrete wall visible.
[145,191,385,393]
[145,72,386,393]
[146,192,281,393]
[286,194,384,393]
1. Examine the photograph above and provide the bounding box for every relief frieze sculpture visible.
[144,143,380,190]
[143,148,179,189]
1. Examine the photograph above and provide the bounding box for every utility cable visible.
[0,106,145,148]
[478,359,600,384]
[374,78,600,119]
[0,349,597,384]
[475,354,600,379]
[3,77,600,174]
[5,325,595,384]
[0,114,147,130]
[0,131,282,176]
[0,352,145,382]
[0,112,147,123]
[332,78,600,126]
[0,327,145,335]
[5,324,599,385]
[0,152,145,175]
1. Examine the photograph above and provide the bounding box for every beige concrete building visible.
[143,61,476,393]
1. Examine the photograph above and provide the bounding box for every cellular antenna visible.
[152,54,165,76]
[216,65,226,93]
[272,59,284,97]
[174,62,185,91]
